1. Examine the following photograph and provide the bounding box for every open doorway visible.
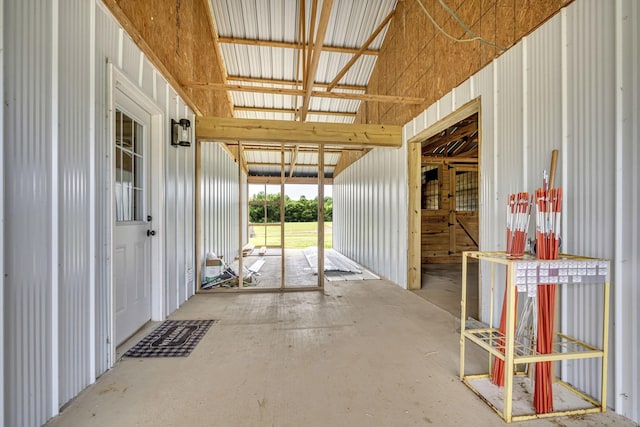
[412,111,480,319]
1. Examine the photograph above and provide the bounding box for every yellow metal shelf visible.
[459,251,610,423]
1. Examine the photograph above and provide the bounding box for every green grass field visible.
[249,222,332,249]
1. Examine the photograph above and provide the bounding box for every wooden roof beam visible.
[196,116,401,148]
[227,75,367,92]
[327,10,395,92]
[248,176,334,185]
[183,82,424,104]
[300,0,333,121]
[234,106,356,118]
[217,37,379,56]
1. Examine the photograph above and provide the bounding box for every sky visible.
[248,183,332,200]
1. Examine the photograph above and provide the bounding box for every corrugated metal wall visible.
[200,143,245,265]
[403,0,639,421]
[615,1,640,420]
[4,1,57,425]
[3,2,197,425]
[333,145,408,287]
[58,0,95,408]
[1,0,5,422]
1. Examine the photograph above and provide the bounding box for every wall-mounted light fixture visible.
[171,118,191,147]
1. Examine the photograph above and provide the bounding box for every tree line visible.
[249,192,333,223]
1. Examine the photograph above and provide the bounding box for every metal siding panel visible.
[4,0,55,425]
[475,64,497,322]
[58,0,93,408]
[563,0,616,402]
[332,144,407,287]
[141,58,155,100]
[525,14,562,192]
[454,79,473,109]
[0,0,4,421]
[94,2,119,378]
[438,92,454,119]
[200,143,242,265]
[616,0,640,421]
[121,34,139,83]
[166,98,178,314]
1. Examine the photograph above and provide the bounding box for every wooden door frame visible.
[407,98,481,290]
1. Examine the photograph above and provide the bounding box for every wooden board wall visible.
[421,163,479,263]
[107,0,233,118]
[356,0,569,126]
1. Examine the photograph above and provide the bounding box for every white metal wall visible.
[3,2,197,425]
[403,0,639,421]
[615,1,640,420]
[4,1,58,425]
[333,145,408,287]
[0,0,5,422]
[200,143,246,265]
[58,0,95,408]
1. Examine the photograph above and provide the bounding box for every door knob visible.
[147,230,156,237]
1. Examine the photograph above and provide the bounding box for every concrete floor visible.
[47,279,635,427]
[230,248,319,288]
[413,263,479,319]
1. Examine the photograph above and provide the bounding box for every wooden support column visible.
[281,144,286,289]
[407,141,421,290]
[449,166,457,257]
[237,140,244,288]
[318,145,325,289]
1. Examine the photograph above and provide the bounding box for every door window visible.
[115,110,145,221]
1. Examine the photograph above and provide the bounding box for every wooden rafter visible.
[227,75,366,92]
[297,0,306,114]
[183,82,424,104]
[300,0,333,121]
[327,10,395,92]
[239,145,348,153]
[234,106,356,118]
[196,116,401,148]
[217,37,378,56]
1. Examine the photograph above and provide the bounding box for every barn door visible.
[448,164,479,255]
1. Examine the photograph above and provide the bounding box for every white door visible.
[114,92,153,345]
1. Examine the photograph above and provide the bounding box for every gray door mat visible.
[123,320,215,358]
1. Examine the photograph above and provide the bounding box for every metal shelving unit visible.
[459,251,610,423]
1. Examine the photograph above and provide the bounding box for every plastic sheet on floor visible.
[303,247,380,281]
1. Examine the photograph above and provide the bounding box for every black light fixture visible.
[171,118,191,147]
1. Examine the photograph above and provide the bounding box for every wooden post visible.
[407,141,422,290]
[237,140,244,288]
[281,144,285,289]
[549,149,559,188]
[318,145,325,289]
